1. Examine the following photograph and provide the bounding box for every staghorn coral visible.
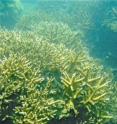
[32,21,84,50]
[15,10,53,31]
[13,78,64,124]
[0,55,64,124]
[0,29,87,74]
[16,20,85,51]
[61,65,112,123]
[107,82,117,124]
[0,55,41,122]
[0,29,115,124]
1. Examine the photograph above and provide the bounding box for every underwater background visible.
[0,0,117,124]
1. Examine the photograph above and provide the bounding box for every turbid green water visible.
[0,0,117,124]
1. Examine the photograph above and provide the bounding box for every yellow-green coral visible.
[0,55,40,122]
[33,22,84,50]
[0,28,115,124]
[0,55,64,124]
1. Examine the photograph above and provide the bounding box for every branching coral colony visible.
[0,26,116,124]
[16,21,85,51]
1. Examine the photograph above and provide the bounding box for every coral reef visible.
[0,27,116,124]
[0,55,64,124]
[16,21,85,52]
[33,22,84,50]
[0,1,117,123]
